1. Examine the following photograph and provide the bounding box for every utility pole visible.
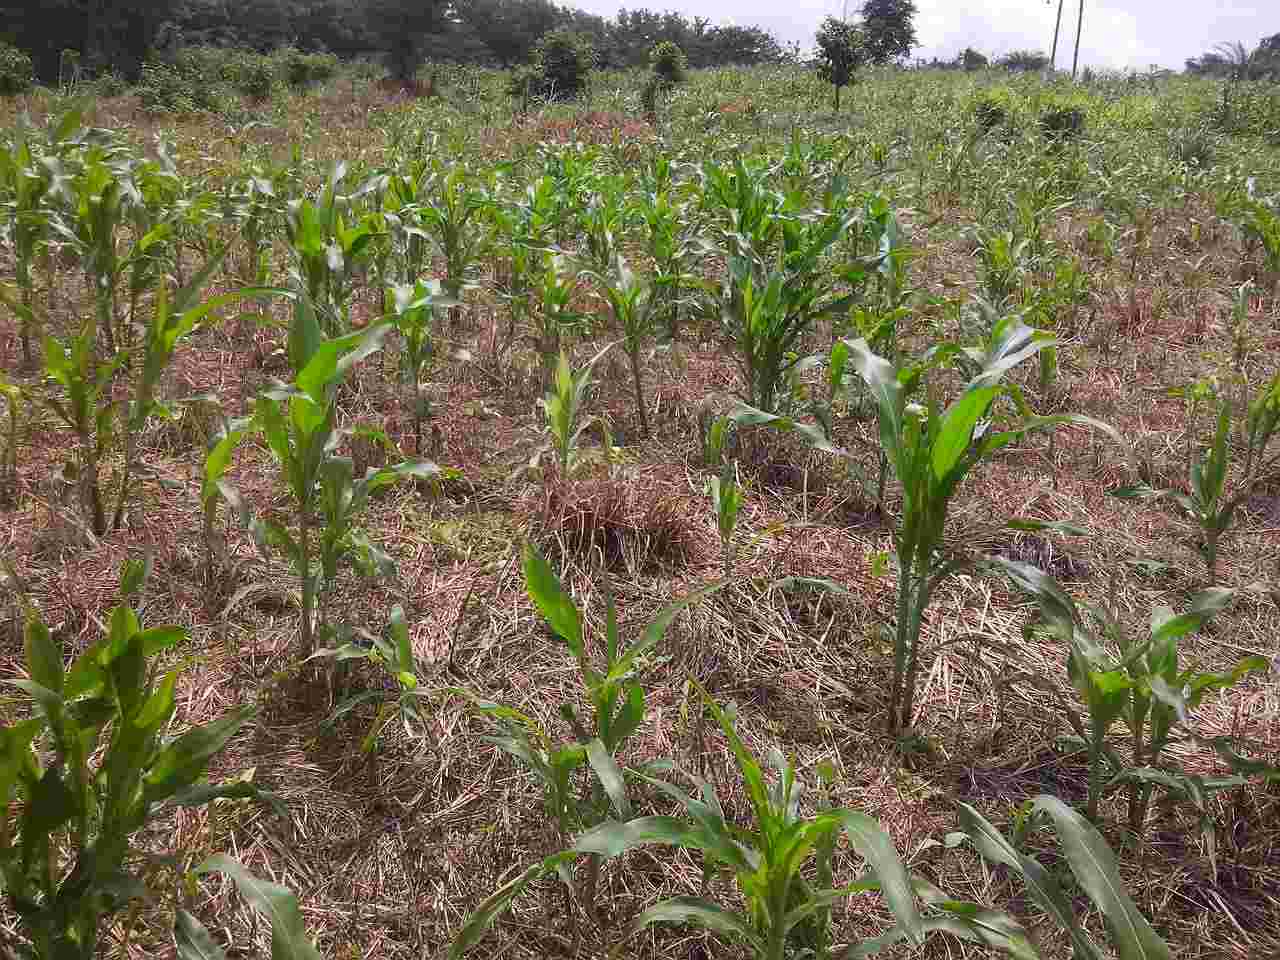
[1050,0,1064,68]
[1071,0,1084,79]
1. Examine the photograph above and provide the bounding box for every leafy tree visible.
[0,0,176,81]
[858,0,916,65]
[649,39,686,82]
[1186,35,1280,81]
[814,17,865,110]
[958,46,987,70]
[997,48,1050,72]
[365,0,450,84]
[453,0,564,67]
[531,28,594,101]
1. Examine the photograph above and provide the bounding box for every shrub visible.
[973,94,1007,131]
[138,61,198,113]
[234,50,276,100]
[639,74,662,122]
[278,46,339,90]
[1169,124,1216,167]
[137,57,227,113]
[531,29,594,101]
[0,41,34,96]
[649,40,687,84]
[814,15,867,110]
[91,70,129,98]
[998,48,1050,72]
[959,46,988,70]
[1040,105,1086,141]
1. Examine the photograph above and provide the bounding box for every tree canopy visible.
[0,0,787,84]
[858,0,917,65]
[1185,34,1280,81]
[814,16,866,110]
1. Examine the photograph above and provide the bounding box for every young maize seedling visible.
[0,379,22,506]
[453,681,1037,960]
[0,558,270,960]
[418,160,493,313]
[955,796,1172,960]
[533,344,614,480]
[994,558,1268,838]
[707,462,744,577]
[532,253,589,386]
[1115,370,1280,586]
[200,413,250,604]
[309,605,426,753]
[452,543,726,948]
[390,279,459,455]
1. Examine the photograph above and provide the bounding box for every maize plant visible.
[714,207,869,415]
[285,162,380,334]
[245,294,444,656]
[454,680,1038,960]
[585,254,658,439]
[389,278,458,455]
[309,605,427,753]
[995,558,1268,839]
[200,412,250,603]
[418,160,493,309]
[955,796,1172,960]
[532,253,589,383]
[1115,371,1280,585]
[452,543,726,947]
[0,116,54,366]
[532,345,613,479]
[707,462,744,577]
[0,558,265,960]
[0,379,21,505]
[734,311,1118,734]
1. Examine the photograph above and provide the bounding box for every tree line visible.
[1,0,787,85]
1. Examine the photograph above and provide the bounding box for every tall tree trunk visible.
[1050,0,1065,68]
[1072,0,1085,79]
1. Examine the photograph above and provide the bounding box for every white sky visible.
[572,1,1277,70]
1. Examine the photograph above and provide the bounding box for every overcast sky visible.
[573,1,1276,70]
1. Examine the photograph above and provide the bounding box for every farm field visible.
[2,63,1280,960]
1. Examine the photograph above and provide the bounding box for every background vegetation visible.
[0,11,1279,960]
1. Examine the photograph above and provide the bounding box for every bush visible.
[998,49,1050,72]
[959,47,988,71]
[231,50,276,100]
[138,56,227,114]
[1169,124,1216,168]
[531,30,594,102]
[650,40,687,84]
[91,70,129,98]
[973,95,1007,131]
[0,41,34,96]
[277,47,339,90]
[1040,105,1086,141]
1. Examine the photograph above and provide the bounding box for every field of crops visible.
[1,63,1280,960]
